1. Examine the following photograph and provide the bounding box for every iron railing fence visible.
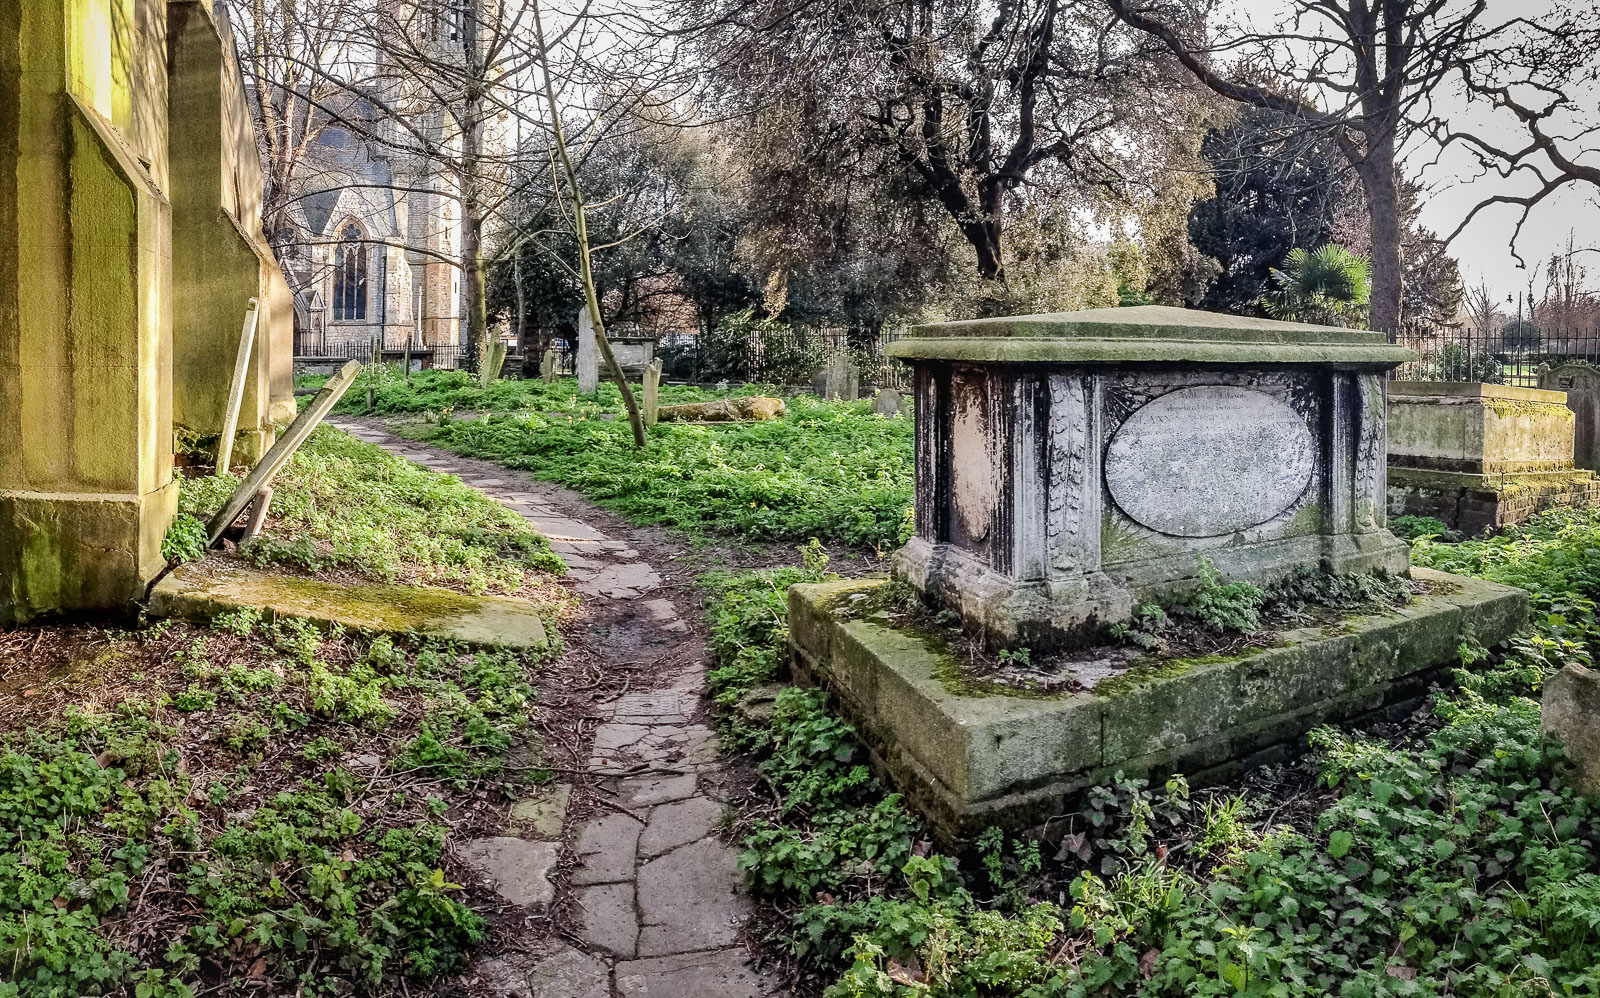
[293,335,475,370]
[1391,326,1600,388]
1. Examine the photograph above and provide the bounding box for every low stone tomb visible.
[788,305,1527,840]
[1388,382,1600,534]
[609,336,659,379]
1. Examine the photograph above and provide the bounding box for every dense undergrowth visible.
[171,424,565,595]
[349,369,914,550]
[707,525,1600,997]
[0,613,556,997]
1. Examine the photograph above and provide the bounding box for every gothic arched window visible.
[332,225,367,321]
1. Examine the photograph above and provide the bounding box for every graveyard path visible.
[326,416,785,998]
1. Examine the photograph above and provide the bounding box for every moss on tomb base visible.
[1388,468,1600,536]
[148,561,550,648]
[787,569,1526,842]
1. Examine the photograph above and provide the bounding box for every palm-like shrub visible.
[1263,244,1372,327]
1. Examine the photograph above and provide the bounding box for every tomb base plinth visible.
[788,571,1526,843]
[1388,468,1600,535]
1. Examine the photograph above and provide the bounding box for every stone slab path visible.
[326,417,780,998]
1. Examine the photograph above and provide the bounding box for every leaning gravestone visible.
[576,308,598,395]
[873,387,902,416]
[540,347,558,383]
[1539,363,1600,471]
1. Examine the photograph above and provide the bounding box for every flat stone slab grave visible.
[788,568,1526,841]
[149,561,549,648]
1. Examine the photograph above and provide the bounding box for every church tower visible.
[376,0,507,349]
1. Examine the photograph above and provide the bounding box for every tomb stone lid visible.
[887,304,1414,366]
[1389,381,1568,404]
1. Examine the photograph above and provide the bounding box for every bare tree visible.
[232,0,556,369]
[1461,277,1503,334]
[1103,0,1515,334]
[1536,232,1600,332]
[686,0,1203,286]
[524,0,661,446]
[227,0,376,250]
[1431,11,1600,266]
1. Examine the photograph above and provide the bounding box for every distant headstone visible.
[540,348,558,383]
[1540,363,1600,471]
[576,309,598,395]
[823,354,858,401]
[1543,664,1600,796]
[873,387,902,416]
[642,358,664,428]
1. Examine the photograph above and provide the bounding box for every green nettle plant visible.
[160,512,209,564]
[1263,244,1372,327]
[1176,556,1264,634]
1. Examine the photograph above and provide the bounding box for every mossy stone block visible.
[150,561,550,648]
[790,568,1525,841]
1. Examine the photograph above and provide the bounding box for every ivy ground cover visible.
[0,424,575,997]
[0,612,558,997]
[170,424,567,599]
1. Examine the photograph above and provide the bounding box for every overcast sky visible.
[1223,0,1600,307]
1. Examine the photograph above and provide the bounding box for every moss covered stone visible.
[887,305,1413,365]
[149,562,550,648]
[789,570,1526,841]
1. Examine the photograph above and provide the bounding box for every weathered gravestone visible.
[1539,363,1600,472]
[872,387,902,416]
[822,353,859,401]
[576,309,598,395]
[609,336,658,379]
[642,358,664,427]
[1543,664,1600,797]
[540,348,558,383]
[785,305,1528,840]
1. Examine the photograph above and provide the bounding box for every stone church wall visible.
[0,0,292,623]
[168,0,293,465]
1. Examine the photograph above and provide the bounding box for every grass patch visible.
[0,614,556,996]
[361,370,914,550]
[176,424,565,596]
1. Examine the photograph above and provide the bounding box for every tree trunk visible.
[532,0,647,448]
[969,232,1004,281]
[461,0,490,373]
[1358,140,1403,338]
[515,254,537,377]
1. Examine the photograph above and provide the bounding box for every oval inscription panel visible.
[1105,386,1314,538]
